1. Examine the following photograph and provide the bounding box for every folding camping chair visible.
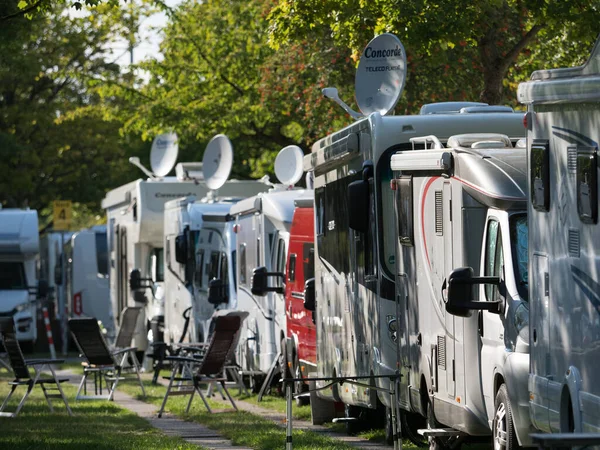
[0,318,72,417]
[69,317,146,401]
[112,307,142,371]
[157,311,248,417]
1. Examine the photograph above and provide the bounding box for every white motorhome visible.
[390,134,531,449]
[230,187,304,384]
[62,226,113,339]
[304,107,526,435]
[102,170,214,355]
[163,188,269,345]
[517,35,600,434]
[0,208,46,350]
[39,231,72,313]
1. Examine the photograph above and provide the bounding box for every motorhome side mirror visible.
[54,264,62,286]
[303,278,315,311]
[37,279,49,299]
[445,267,503,317]
[129,268,143,290]
[208,278,227,305]
[251,267,268,296]
[175,234,187,264]
[348,180,369,233]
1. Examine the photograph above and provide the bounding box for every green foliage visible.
[268,0,600,106]
[0,1,147,221]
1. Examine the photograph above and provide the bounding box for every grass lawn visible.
[117,377,360,450]
[0,371,202,450]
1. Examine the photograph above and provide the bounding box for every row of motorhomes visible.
[3,32,597,449]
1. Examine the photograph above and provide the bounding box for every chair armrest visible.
[112,347,137,356]
[26,359,66,365]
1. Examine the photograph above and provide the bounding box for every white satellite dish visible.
[355,33,407,116]
[275,145,304,186]
[202,134,233,190]
[150,132,179,177]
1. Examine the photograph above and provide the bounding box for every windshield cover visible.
[509,214,528,301]
[0,262,27,290]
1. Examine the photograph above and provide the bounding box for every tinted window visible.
[208,251,220,281]
[239,244,247,285]
[95,232,108,277]
[195,249,204,288]
[510,214,528,301]
[0,262,27,290]
[485,220,504,302]
[396,176,414,246]
[531,139,550,212]
[151,248,164,282]
[303,244,314,280]
[577,148,598,224]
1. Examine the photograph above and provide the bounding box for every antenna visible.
[274,145,304,186]
[150,132,179,177]
[322,88,363,119]
[128,157,156,179]
[202,134,234,190]
[355,33,407,116]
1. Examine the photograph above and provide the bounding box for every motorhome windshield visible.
[95,232,108,277]
[509,214,528,301]
[0,262,27,290]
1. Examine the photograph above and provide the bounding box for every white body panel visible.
[518,36,600,434]
[230,189,302,375]
[306,109,525,412]
[0,209,39,344]
[64,226,113,339]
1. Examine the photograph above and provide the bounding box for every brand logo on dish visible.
[364,45,403,59]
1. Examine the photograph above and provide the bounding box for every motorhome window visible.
[231,250,237,290]
[220,252,228,290]
[0,262,27,290]
[95,232,109,277]
[576,148,598,224]
[530,139,550,212]
[239,243,247,285]
[288,254,297,282]
[151,248,165,282]
[208,251,220,281]
[256,237,261,267]
[303,244,315,280]
[396,176,414,246]
[485,220,499,301]
[195,249,204,287]
[509,214,528,301]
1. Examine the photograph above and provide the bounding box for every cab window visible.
[484,220,504,301]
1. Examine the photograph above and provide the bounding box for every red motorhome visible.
[282,194,315,405]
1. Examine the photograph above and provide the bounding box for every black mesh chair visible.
[69,317,146,401]
[157,311,248,417]
[112,307,142,373]
[0,318,72,417]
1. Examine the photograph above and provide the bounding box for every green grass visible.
[0,372,202,450]
[117,378,358,449]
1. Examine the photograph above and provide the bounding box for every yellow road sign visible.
[53,200,72,230]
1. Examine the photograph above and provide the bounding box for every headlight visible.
[14,302,30,313]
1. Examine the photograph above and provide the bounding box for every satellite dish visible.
[275,145,304,186]
[355,33,407,116]
[150,132,179,177]
[202,134,233,190]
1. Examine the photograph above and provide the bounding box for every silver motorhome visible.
[518,35,600,434]
[304,105,525,434]
[391,133,531,449]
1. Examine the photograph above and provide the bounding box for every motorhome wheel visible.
[492,384,519,450]
[344,404,364,435]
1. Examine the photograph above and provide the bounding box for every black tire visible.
[401,410,428,447]
[345,404,364,435]
[493,384,521,450]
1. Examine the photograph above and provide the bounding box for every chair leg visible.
[185,384,195,414]
[108,367,121,402]
[49,365,73,416]
[194,381,212,413]
[158,366,177,418]
[221,381,238,412]
[13,382,34,417]
[0,385,17,412]
[40,383,54,413]
[75,371,89,401]
[130,351,146,398]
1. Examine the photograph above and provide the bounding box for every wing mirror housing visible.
[129,268,153,291]
[208,278,228,306]
[251,266,284,296]
[445,267,503,318]
[303,278,315,311]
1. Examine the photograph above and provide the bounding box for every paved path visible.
[55,369,249,450]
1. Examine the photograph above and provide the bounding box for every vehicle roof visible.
[229,188,304,223]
